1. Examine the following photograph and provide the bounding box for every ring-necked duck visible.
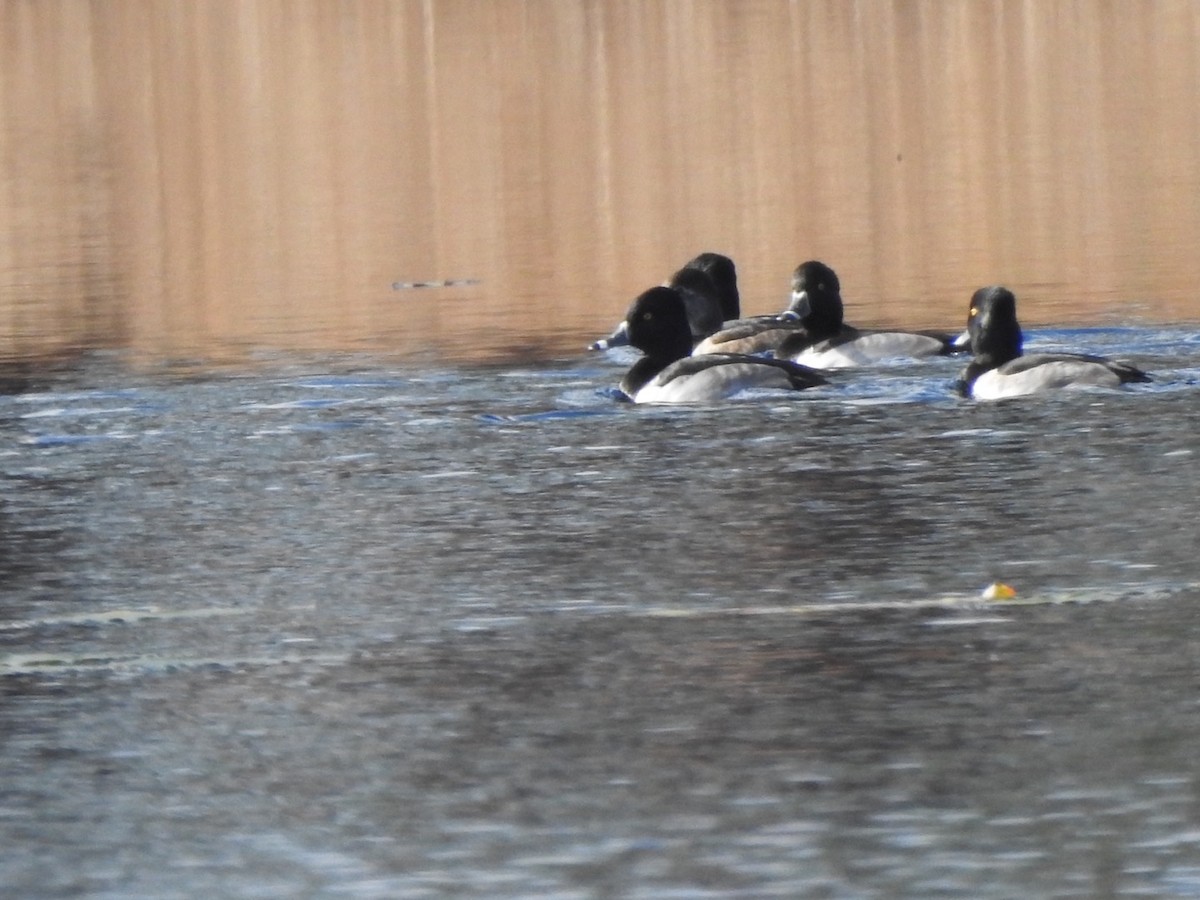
[773,261,960,367]
[617,286,827,403]
[681,251,741,321]
[691,260,834,356]
[590,252,738,352]
[954,286,1152,399]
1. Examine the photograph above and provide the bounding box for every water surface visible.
[2,327,1200,896]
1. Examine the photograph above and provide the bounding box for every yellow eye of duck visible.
[969,307,978,316]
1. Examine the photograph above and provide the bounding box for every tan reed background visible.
[2,0,1199,365]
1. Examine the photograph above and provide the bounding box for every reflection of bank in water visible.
[3,2,1200,366]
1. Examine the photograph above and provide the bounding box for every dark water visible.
[3,327,1200,897]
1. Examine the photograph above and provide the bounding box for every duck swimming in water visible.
[954,285,1151,399]
[617,286,827,403]
[589,252,739,352]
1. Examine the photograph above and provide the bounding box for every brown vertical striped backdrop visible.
[3,1,1199,364]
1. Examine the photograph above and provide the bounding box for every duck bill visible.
[589,320,630,351]
[952,329,972,349]
[788,289,811,319]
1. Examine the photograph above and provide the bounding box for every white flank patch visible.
[792,332,944,368]
[972,360,1122,399]
[634,361,794,403]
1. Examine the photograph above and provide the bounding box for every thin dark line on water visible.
[391,279,481,290]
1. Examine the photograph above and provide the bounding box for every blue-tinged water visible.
[2,326,1200,898]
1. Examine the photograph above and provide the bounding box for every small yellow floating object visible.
[981,582,1017,601]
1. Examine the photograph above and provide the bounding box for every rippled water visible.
[3,327,1200,897]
